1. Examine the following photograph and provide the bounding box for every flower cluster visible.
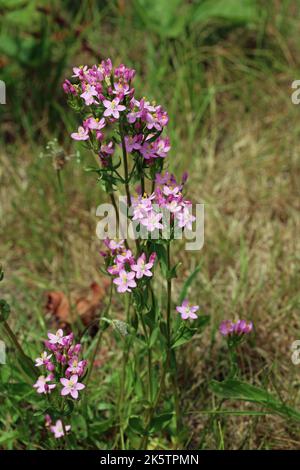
[131,172,195,233]
[33,329,86,399]
[176,299,199,320]
[63,59,170,167]
[219,319,253,337]
[102,238,156,293]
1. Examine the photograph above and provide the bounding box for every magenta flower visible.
[71,126,89,141]
[104,238,125,254]
[60,374,85,399]
[47,329,64,345]
[103,98,126,119]
[80,84,98,105]
[66,357,87,376]
[176,300,199,320]
[176,207,196,230]
[83,117,105,131]
[113,81,130,97]
[72,65,88,78]
[50,420,71,439]
[35,351,52,367]
[33,375,56,394]
[131,253,155,279]
[140,211,163,232]
[124,134,142,153]
[100,141,114,155]
[132,194,154,220]
[219,319,253,337]
[113,269,136,293]
[115,249,135,266]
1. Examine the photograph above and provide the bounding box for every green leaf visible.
[192,0,259,26]
[172,315,209,349]
[172,327,197,349]
[128,416,147,435]
[149,327,160,348]
[89,418,114,434]
[151,243,168,277]
[133,0,191,38]
[149,412,174,433]
[179,263,202,304]
[0,299,10,322]
[210,379,300,422]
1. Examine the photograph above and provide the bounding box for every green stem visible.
[119,120,140,253]
[117,293,131,449]
[119,121,131,209]
[139,307,152,404]
[85,281,113,386]
[110,192,129,250]
[166,243,181,446]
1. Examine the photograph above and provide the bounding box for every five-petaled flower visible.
[71,126,89,141]
[176,300,199,320]
[132,253,156,279]
[103,98,126,119]
[113,269,137,293]
[60,374,85,399]
[47,329,64,345]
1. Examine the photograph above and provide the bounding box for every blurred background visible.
[1,0,300,449]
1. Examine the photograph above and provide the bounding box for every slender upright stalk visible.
[119,121,131,209]
[117,293,131,449]
[85,281,113,386]
[166,242,182,446]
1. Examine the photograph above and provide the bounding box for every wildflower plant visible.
[4,57,300,452]
[63,58,205,448]
[33,329,87,439]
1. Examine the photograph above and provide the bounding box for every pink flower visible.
[219,319,253,337]
[104,238,125,254]
[140,211,163,232]
[100,141,114,155]
[71,126,89,141]
[124,134,142,153]
[103,98,126,119]
[80,84,98,105]
[60,374,85,399]
[155,137,171,158]
[176,207,196,230]
[83,117,105,131]
[47,329,64,345]
[113,269,136,293]
[163,185,181,197]
[131,253,156,279]
[107,264,122,275]
[33,375,56,394]
[115,249,135,266]
[166,200,182,214]
[132,194,155,220]
[62,79,76,95]
[50,420,71,439]
[66,357,87,375]
[113,82,130,97]
[35,351,52,367]
[176,300,199,320]
[72,65,88,78]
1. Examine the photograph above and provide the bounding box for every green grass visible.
[1,0,300,450]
